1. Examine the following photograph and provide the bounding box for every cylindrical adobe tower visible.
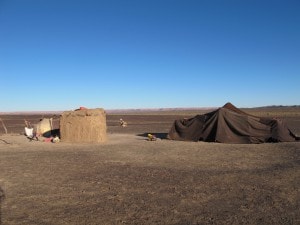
[60,108,107,143]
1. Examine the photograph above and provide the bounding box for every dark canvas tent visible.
[168,103,299,144]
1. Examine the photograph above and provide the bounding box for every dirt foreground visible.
[0,111,299,225]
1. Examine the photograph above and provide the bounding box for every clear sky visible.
[0,0,299,112]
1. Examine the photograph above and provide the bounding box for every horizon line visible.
[0,104,299,115]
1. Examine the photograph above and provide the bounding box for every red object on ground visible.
[43,137,52,143]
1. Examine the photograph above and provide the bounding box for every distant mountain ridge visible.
[254,105,300,108]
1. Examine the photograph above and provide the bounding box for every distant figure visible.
[24,120,38,141]
[119,119,127,127]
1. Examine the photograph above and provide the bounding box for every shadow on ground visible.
[0,186,4,225]
[137,133,169,139]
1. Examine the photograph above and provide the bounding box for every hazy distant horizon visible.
[1,104,299,115]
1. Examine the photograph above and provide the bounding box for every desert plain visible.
[0,107,299,225]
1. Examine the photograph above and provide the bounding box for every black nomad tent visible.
[168,103,299,144]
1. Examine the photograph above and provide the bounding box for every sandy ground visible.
[0,110,299,225]
[0,132,299,225]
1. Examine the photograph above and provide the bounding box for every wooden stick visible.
[24,119,32,128]
[0,139,11,144]
[0,118,8,134]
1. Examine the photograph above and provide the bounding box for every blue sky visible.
[0,0,299,111]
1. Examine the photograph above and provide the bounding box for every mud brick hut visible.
[60,108,107,143]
